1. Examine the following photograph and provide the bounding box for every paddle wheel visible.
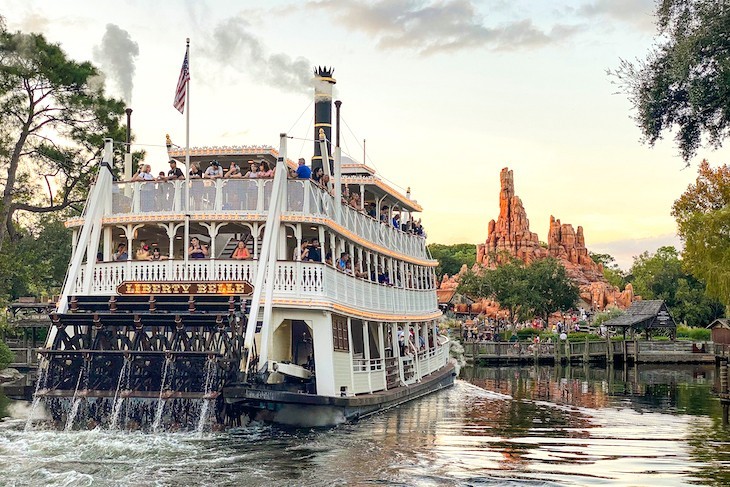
[36,294,250,430]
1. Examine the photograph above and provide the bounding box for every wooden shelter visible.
[603,300,677,340]
[707,318,730,345]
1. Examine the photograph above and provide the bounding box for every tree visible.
[628,245,723,326]
[525,258,580,325]
[458,258,579,326]
[428,243,476,279]
[589,251,628,289]
[671,160,730,310]
[612,0,730,161]
[0,26,131,248]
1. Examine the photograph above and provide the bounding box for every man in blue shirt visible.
[296,158,311,179]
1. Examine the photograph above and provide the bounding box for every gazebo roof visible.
[603,300,676,329]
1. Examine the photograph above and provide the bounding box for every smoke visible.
[206,17,312,94]
[8,401,50,421]
[93,24,140,103]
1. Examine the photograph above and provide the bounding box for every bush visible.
[516,328,542,340]
[566,332,602,342]
[593,308,624,326]
[676,326,711,341]
[0,340,13,369]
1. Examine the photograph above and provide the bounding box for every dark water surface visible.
[1,363,729,486]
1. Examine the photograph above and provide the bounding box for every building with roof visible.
[603,300,677,339]
[707,318,730,345]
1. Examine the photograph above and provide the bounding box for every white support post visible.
[377,322,386,390]
[57,139,114,315]
[363,321,371,393]
[243,134,289,375]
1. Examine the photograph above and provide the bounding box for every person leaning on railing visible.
[231,240,251,260]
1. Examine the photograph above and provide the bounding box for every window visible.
[333,314,349,351]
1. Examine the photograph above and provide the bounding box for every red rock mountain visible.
[463,168,634,310]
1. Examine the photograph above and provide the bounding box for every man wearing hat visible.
[204,160,224,179]
[167,159,185,180]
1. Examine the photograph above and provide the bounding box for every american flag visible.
[173,50,190,114]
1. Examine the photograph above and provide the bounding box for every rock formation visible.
[449,167,635,312]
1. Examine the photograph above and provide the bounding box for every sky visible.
[4,0,728,269]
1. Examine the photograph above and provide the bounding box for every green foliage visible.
[0,216,70,304]
[612,0,730,161]
[516,328,541,339]
[0,340,13,369]
[672,161,730,311]
[628,245,723,326]
[676,326,711,341]
[0,26,141,247]
[458,258,579,324]
[590,252,627,288]
[566,333,602,342]
[428,243,476,278]
[593,308,624,326]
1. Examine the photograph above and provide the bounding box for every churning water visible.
[1,363,729,486]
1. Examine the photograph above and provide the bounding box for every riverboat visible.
[33,67,454,429]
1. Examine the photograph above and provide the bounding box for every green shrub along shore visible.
[454,326,711,344]
[0,340,13,370]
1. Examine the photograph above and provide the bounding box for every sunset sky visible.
[4,0,729,268]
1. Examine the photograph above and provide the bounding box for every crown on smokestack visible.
[314,66,335,79]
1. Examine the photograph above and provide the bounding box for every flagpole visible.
[183,38,190,277]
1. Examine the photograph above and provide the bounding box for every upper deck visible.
[67,177,431,263]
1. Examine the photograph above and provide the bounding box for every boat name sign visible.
[117,281,253,296]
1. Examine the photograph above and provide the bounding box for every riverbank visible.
[462,339,715,365]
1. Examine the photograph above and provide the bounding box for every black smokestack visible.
[312,66,335,175]
[125,108,132,154]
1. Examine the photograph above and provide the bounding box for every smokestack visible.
[312,66,335,175]
[125,108,133,154]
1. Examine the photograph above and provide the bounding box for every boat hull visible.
[222,362,456,427]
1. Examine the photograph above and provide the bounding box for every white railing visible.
[109,179,429,261]
[352,358,385,394]
[74,260,437,316]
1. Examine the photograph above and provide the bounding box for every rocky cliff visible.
[456,167,634,311]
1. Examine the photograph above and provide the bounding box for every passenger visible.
[305,238,321,262]
[311,167,324,185]
[188,237,208,259]
[225,161,242,178]
[337,252,349,271]
[244,161,259,179]
[231,240,251,260]
[296,158,311,179]
[392,213,400,230]
[204,160,223,179]
[259,161,274,178]
[136,241,152,261]
[150,247,166,261]
[349,192,361,209]
[380,207,389,224]
[112,243,128,261]
[295,240,309,261]
[168,159,185,180]
[189,162,202,178]
[344,260,354,276]
[131,164,155,182]
[156,171,166,181]
[325,251,333,266]
[366,202,377,219]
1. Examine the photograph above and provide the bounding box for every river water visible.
[0,363,728,486]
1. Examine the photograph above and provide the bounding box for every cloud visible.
[203,17,312,94]
[591,233,682,270]
[308,0,580,54]
[92,24,140,104]
[578,0,656,32]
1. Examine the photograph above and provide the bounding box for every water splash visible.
[196,359,217,434]
[24,355,49,431]
[109,359,132,430]
[64,360,89,432]
[152,359,173,433]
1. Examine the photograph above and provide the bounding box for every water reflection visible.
[0,364,728,486]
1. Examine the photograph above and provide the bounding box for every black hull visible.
[223,363,456,427]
